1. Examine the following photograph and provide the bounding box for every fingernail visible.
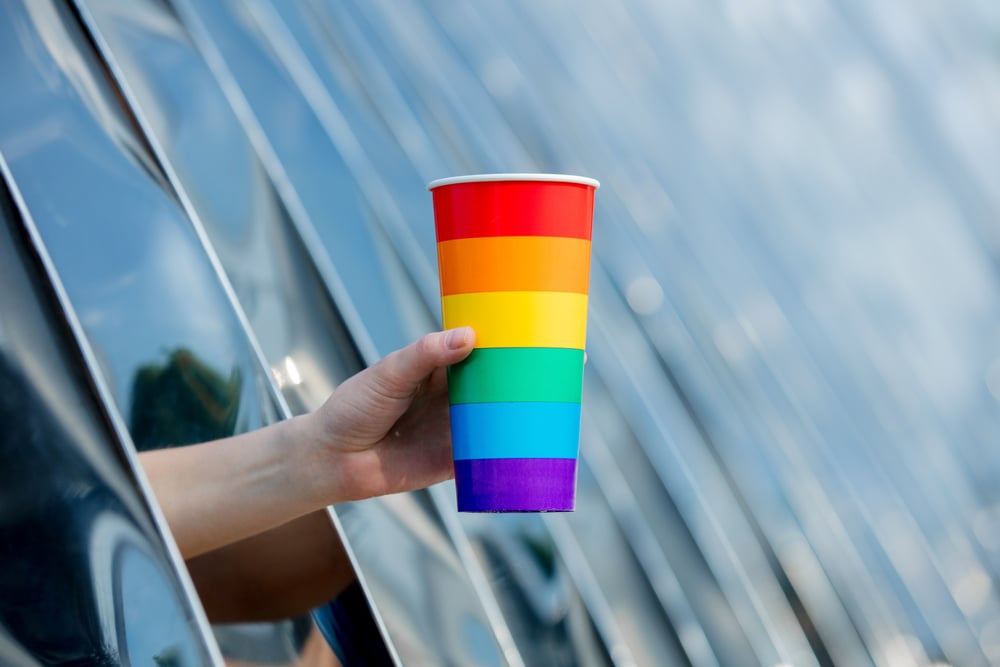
[445,327,471,350]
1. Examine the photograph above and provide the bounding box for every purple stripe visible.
[454,458,577,512]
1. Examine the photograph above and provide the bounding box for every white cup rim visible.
[428,173,600,190]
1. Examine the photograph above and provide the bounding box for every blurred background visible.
[2,1,1000,666]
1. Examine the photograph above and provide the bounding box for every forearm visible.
[131,330,471,624]
[140,414,324,558]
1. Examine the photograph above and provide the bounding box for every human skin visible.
[139,327,474,620]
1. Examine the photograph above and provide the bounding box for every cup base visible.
[454,457,577,512]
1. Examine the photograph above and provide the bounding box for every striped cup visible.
[429,173,598,512]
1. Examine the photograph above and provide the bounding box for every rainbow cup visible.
[429,173,599,512]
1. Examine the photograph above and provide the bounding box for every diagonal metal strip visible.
[286,1,805,664]
[0,1,371,665]
[72,0,523,664]
[238,0,656,664]
[0,86,225,667]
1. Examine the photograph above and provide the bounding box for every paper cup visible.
[429,173,598,512]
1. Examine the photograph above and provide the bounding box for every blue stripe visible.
[450,402,581,460]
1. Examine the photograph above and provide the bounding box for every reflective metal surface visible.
[249,2,766,664]
[0,160,217,664]
[73,0,515,664]
[71,0,358,434]
[5,0,1000,665]
[0,2,327,664]
[245,1,1000,665]
[168,1,624,664]
[0,0,279,445]
[386,2,1000,665]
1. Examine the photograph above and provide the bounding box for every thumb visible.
[370,327,475,399]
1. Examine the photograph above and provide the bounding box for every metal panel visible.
[0,2,338,664]
[376,1,1000,665]
[251,2,758,664]
[0,159,219,665]
[71,0,516,665]
[273,0,994,660]
[5,0,1000,665]
[170,1,631,664]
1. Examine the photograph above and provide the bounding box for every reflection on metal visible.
[572,419,716,667]
[171,1,631,664]
[71,0,357,416]
[0,154,219,665]
[201,2,621,664]
[0,0,281,438]
[0,2,313,664]
[72,0,515,665]
[4,0,1000,665]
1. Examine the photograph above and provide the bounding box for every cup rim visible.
[427,173,600,190]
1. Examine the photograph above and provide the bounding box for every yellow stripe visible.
[442,291,588,349]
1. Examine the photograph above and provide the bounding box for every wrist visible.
[283,411,347,510]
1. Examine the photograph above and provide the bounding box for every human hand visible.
[296,327,475,504]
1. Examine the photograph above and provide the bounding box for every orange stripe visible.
[437,236,591,296]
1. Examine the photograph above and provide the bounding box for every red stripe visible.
[432,179,595,241]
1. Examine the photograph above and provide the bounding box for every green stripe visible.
[447,347,583,404]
